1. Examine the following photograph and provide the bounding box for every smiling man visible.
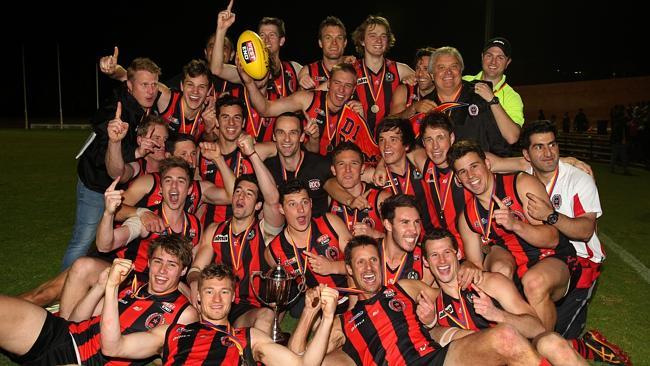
[298,16,348,90]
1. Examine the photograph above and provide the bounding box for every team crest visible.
[247,230,256,240]
[325,246,340,260]
[221,336,235,348]
[406,271,420,280]
[145,313,164,329]
[551,194,562,209]
[315,108,326,116]
[468,104,479,116]
[332,205,344,213]
[388,298,406,312]
[412,168,423,180]
[385,72,394,82]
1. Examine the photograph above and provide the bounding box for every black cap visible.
[483,37,511,58]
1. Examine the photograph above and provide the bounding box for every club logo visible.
[325,246,340,260]
[385,72,394,82]
[388,298,406,312]
[551,194,562,209]
[145,313,164,329]
[468,104,479,116]
[406,271,420,280]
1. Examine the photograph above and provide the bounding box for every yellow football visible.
[237,30,270,80]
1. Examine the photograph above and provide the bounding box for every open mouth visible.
[436,265,451,277]
[362,272,376,284]
[154,275,169,286]
[169,192,180,204]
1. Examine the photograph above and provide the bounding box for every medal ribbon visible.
[202,321,245,359]
[544,168,560,197]
[443,286,471,330]
[385,162,411,195]
[432,167,454,214]
[130,276,150,300]
[362,60,386,111]
[288,225,312,275]
[273,62,286,97]
[473,181,496,246]
[179,97,203,137]
[161,206,187,236]
[228,219,255,272]
[382,240,407,285]
[281,151,304,181]
[243,88,263,139]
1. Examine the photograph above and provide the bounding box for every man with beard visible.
[321,235,559,366]
[266,180,352,316]
[100,264,337,366]
[188,132,284,331]
[416,229,629,366]
[298,16,348,90]
[450,140,577,331]
[0,237,197,365]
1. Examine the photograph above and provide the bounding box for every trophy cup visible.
[251,264,305,344]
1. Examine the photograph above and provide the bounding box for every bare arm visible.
[396,62,415,83]
[474,82,520,144]
[240,69,309,117]
[458,209,485,269]
[486,152,529,174]
[211,5,242,83]
[67,268,110,321]
[288,287,322,353]
[187,224,218,308]
[526,192,597,242]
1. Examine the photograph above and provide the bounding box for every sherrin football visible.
[237,30,270,80]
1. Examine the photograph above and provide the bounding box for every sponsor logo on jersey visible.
[551,194,562,209]
[214,234,229,243]
[308,179,321,190]
[161,302,176,313]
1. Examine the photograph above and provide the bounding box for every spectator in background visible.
[562,112,571,133]
[574,108,588,132]
[610,104,629,174]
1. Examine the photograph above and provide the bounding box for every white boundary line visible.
[600,232,650,284]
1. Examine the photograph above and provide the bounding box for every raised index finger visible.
[108,176,121,191]
[491,194,506,210]
[115,101,122,120]
[226,0,233,12]
[113,46,119,59]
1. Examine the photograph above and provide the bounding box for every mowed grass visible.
[0,129,648,365]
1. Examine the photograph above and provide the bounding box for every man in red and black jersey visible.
[390,47,437,136]
[328,142,390,239]
[100,263,337,366]
[450,140,578,331]
[417,229,629,365]
[378,194,433,285]
[190,135,284,332]
[319,235,554,366]
[0,237,197,366]
[350,15,415,134]
[298,16,347,90]
[266,180,352,315]
[57,158,203,319]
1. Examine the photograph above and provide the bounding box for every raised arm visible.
[199,142,235,205]
[187,223,219,308]
[210,1,242,83]
[99,46,127,81]
[96,177,133,252]
[474,81,521,144]
[100,258,166,359]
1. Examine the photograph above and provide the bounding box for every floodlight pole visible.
[57,43,63,129]
[22,44,29,130]
[484,0,494,44]
[95,63,100,109]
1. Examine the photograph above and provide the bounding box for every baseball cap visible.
[483,37,511,58]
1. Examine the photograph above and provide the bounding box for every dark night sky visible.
[0,1,644,124]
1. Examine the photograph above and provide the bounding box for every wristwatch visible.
[488,96,500,105]
[545,211,559,225]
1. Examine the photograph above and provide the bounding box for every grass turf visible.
[0,129,647,365]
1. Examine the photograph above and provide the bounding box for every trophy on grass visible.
[251,264,305,344]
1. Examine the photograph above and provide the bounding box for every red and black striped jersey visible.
[269,216,347,289]
[305,60,330,88]
[378,239,425,285]
[69,288,189,366]
[329,184,384,234]
[384,161,435,233]
[422,160,471,257]
[435,287,491,331]
[230,87,275,143]
[162,323,255,366]
[353,59,401,134]
[210,219,269,307]
[107,204,201,273]
[212,77,244,100]
[160,90,205,142]
[134,172,202,215]
[463,173,576,278]
[340,284,443,366]
[198,149,253,224]
[126,158,150,187]
[267,60,299,99]
[304,90,342,155]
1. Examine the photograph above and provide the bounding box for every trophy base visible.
[271,331,291,345]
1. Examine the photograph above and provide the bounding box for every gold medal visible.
[481,244,491,255]
[371,104,380,114]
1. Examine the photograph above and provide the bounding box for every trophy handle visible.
[249,271,273,307]
[284,274,307,308]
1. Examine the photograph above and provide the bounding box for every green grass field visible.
[0,129,648,365]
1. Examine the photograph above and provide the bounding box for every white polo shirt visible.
[528,160,605,263]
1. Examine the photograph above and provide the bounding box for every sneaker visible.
[582,329,632,365]
[45,303,60,316]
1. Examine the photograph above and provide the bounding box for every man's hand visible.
[140,210,166,234]
[492,194,518,231]
[525,192,554,223]
[457,261,483,290]
[304,286,322,314]
[200,141,223,162]
[190,281,200,310]
[217,0,236,32]
[304,118,320,141]
[401,73,417,86]
[561,157,593,177]
[299,74,317,90]
[471,285,503,323]
[304,251,336,276]
[348,195,371,211]
[202,96,218,136]
[236,134,256,157]
[351,222,373,237]
[235,55,255,86]
[414,99,437,114]
[106,258,133,289]
[319,285,339,318]
[137,124,162,158]
[416,290,437,326]
[99,46,119,76]
[104,177,123,215]
[107,102,128,143]
[473,81,495,103]
[346,100,365,119]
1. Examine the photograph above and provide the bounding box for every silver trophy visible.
[251,264,305,344]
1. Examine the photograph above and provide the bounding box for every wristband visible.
[136,207,150,217]
[246,151,258,158]
[425,319,437,329]
[187,267,202,276]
